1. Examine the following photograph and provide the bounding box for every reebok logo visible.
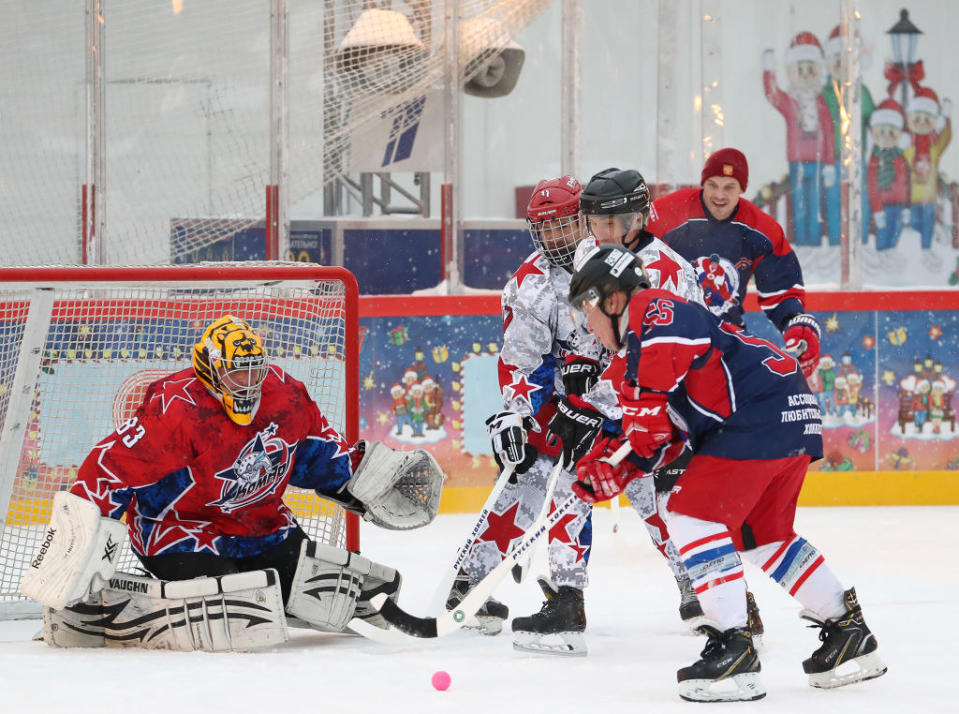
[31,528,57,569]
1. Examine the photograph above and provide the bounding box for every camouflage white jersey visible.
[572,233,705,419]
[462,236,703,593]
[496,249,602,422]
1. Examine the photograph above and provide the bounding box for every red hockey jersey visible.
[71,366,357,558]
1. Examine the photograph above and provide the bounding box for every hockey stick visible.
[425,463,515,615]
[510,458,565,584]
[370,442,633,638]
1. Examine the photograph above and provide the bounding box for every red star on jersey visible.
[646,251,682,290]
[513,256,545,288]
[506,374,541,406]
[75,441,129,517]
[182,520,220,554]
[315,414,350,461]
[548,507,589,562]
[476,502,526,555]
[153,376,198,414]
[503,304,514,331]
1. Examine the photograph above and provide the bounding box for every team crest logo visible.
[694,253,741,316]
[208,423,296,513]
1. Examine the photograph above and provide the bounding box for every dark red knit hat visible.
[701,148,748,191]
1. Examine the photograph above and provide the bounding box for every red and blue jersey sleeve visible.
[285,387,356,495]
[617,290,822,461]
[71,369,199,519]
[647,188,705,238]
[737,200,807,331]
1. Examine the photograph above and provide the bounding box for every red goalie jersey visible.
[70,366,358,559]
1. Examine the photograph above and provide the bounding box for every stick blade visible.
[370,593,439,638]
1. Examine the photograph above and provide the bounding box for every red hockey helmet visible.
[526,176,588,269]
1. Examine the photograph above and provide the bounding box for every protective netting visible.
[0,264,357,614]
[0,0,551,266]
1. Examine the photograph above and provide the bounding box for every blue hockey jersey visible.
[605,288,823,462]
[647,188,807,332]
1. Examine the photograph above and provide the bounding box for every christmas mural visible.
[758,8,956,287]
[358,313,505,488]
[744,299,959,473]
[357,296,959,493]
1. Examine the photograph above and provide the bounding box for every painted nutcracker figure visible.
[763,32,836,246]
[903,87,951,250]
[866,99,910,251]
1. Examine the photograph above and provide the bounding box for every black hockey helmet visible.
[578,168,651,218]
[569,245,650,349]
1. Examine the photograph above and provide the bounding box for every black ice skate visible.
[801,587,887,689]
[676,575,706,632]
[746,590,764,638]
[446,576,508,636]
[677,626,766,702]
[511,577,587,656]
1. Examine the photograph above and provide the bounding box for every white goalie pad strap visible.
[20,491,126,610]
[354,561,402,630]
[42,570,289,652]
[348,440,444,530]
[287,541,369,632]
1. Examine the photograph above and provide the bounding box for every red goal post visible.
[0,263,360,618]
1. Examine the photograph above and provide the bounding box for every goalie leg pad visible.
[347,440,444,530]
[286,541,371,632]
[20,491,127,610]
[42,570,288,652]
[353,562,402,631]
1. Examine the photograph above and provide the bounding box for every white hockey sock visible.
[666,512,747,630]
[743,536,846,620]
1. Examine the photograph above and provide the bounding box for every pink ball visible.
[431,670,451,691]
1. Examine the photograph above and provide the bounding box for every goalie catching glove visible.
[573,435,643,503]
[340,440,443,530]
[486,410,538,477]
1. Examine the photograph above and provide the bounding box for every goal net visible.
[0,264,359,618]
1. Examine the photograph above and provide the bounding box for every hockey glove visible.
[486,410,538,478]
[621,391,673,459]
[573,435,641,504]
[560,354,601,398]
[783,313,821,379]
[547,394,605,471]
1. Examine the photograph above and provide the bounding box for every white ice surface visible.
[1,506,955,713]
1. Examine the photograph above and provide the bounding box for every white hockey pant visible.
[623,476,688,580]
[462,453,593,590]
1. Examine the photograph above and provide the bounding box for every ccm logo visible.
[624,405,662,417]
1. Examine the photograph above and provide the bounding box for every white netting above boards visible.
[0,0,551,267]
[0,264,359,619]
